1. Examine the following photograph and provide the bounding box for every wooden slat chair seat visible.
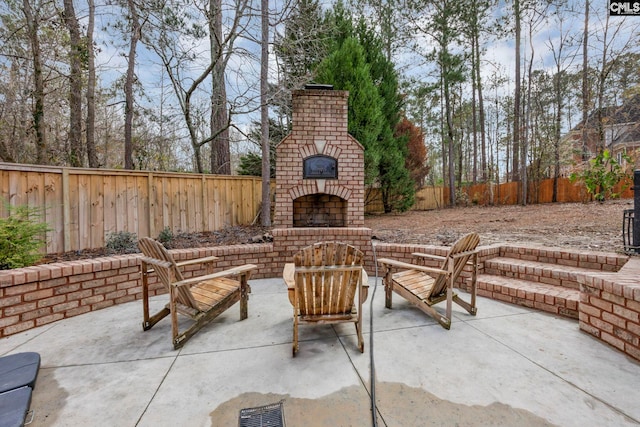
[292,242,365,356]
[138,237,257,349]
[377,232,480,329]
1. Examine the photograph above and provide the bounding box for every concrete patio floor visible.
[1,276,639,427]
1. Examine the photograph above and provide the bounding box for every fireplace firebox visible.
[293,194,346,227]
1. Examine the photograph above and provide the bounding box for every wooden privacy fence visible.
[1,162,633,254]
[369,177,633,213]
[365,186,445,213]
[451,177,633,206]
[0,163,262,254]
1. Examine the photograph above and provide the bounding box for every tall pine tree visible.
[355,21,414,211]
[315,37,384,185]
[319,4,415,211]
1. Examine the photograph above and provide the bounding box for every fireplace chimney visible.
[273,87,365,228]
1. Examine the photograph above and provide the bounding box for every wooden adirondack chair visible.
[292,242,365,356]
[138,237,257,349]
[377,233,480,330]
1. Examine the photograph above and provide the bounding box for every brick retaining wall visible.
[576,258,640,362]
[2,243,639,363]
[0,244,274,339]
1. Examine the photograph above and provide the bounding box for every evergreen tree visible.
[355,21,414,212]
[236,119,284,177]
[315,37,384,185]
[237,152,267,177]
[319,6,415,211]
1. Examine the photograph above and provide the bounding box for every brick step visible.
[499,246,628,273]
[476,274,580,319]
[483,257,599,290]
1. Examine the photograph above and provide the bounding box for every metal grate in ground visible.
[238,400,285,427]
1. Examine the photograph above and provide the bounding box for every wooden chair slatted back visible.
[430,233,480,297]
[294,242,363,316]
[138,237,198,309]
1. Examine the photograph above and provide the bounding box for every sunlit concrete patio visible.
[1,276,639,427]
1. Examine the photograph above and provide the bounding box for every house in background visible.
[562,94,640,174]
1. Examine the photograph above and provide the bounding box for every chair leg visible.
[141,261,151,327]
[453,257,478,316]
[355,320,364,353]
[143,307,170,331]
[292,317,299,357]
[170,287,180,349]
[384,270,393,309]
[445,281,453,325]
[416,303,451,330]
[453,294,477,315]
[240,274,249,320]
[173,293,241,350]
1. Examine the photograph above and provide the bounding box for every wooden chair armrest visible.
[377,258,448,276]
[140,256,172,270]
[173,264,257,288]
[140,255,220,275]
[175,255,219,268]
[413,249,478,265]
[412,252,446,262]
[283,263,294,288]
[451,249,480,266]
[450,249,479,259]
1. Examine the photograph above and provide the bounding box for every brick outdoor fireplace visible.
[272,86,372,264]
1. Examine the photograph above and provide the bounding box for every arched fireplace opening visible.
[293,193,346,227]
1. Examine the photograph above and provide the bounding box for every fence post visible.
[634,170,640,253]
[62,168,71,252]
[148,172,154,238]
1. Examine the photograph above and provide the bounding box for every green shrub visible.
[0,204,50,269]
[105,231,139,254]
[157,226,173,245]
[570,149,632,202]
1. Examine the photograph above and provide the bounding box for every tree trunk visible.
[596,11,611,154]
[23,0,47,164]
[210,0,231,175]
[124,0,140,170]
[445,78,455,206]
[553,87,561,202]
[86,0,98,168]
[260,0,271,226]
[63,0,84,167]
[475,35,487,182]
[581,0,590,160]
[440,82,448,204]
[471,38,478,184]
[553,48,564,203]
[522,19,537,207]
[513,0,521,183]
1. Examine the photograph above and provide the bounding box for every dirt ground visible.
[40,199,634,264]
[365,198,634,253]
